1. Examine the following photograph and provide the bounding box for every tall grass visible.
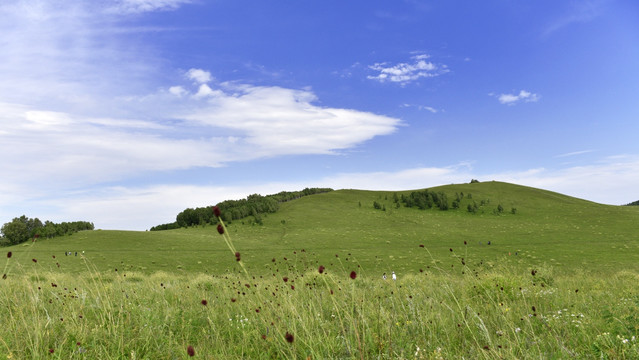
[2,244,639,359]
[0,191,639,359]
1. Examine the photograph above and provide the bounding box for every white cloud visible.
[186,68,213,84]
[193,84,224,98]
[169,86,188,97]
[555,150,594,158]
[496,90,540,105]
[179,82,401,157]
[402,104,439,113]
[367,54,448,84]
[0,0,402,202]
[106,0,192,14]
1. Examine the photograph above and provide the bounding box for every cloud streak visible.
[367,54,449,85]
[106,0,193,14]
[494,90,540,105]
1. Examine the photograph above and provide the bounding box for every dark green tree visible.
[1,217,29,245]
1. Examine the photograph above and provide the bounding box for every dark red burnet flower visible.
[187,345,195,356]
[217,224,224,235]
[282,276,288,283]
[6,251,11,258]
[318,265,325,274]
[419,244,424,248]
[285,332,294,343]
[235,252,241,261]
[350,271,357,280]
[213,205,221,217]
[201,299,208,306]
[48,348,54,354]
[32,258,37,263]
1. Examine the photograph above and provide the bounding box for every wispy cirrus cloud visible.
[106,0,192,14]
[555,150,595,158]
[367,54,449,85]
[401,103,439,113]
[493,90,540,105]
[0,0,402,198]
[542,0,606,37]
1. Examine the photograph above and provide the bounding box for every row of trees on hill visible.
[372,188,515,215]
[0,215,94,246]
[402,190,451,211]
[150,188,333,231]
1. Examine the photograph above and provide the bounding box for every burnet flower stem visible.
[216,216,249,277]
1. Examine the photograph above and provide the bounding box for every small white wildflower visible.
[515,327,521,333]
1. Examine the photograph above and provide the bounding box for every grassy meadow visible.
[2,181,639,358]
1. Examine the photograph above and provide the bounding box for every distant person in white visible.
[392,271,396,281]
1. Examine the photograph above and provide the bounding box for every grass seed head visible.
[213,205,221,217]
[285,332,294,343]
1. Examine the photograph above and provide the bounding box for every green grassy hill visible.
[5,181,639,276]
[4,181,639,358]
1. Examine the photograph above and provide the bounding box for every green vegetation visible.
[0,215,94,246]
[150,187,333,230]
[2,181,639,358]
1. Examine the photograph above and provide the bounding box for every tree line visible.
[401,190,450,211]
[0,215,94,246]
[150,188,333,231]
[372,187,515,215]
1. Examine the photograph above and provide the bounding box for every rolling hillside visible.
[5,181,639,276]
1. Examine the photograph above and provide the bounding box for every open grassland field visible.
[2,182,639,358]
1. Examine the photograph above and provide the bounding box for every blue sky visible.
[1,0,638,230]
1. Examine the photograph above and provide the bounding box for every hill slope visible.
[5,181,639,276]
